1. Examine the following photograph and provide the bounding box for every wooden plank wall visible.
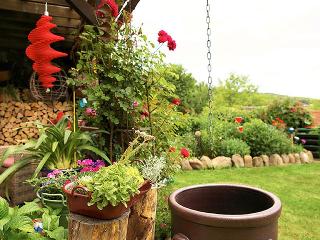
[0,0,82,50]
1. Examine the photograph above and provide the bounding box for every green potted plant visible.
[62,130,155,219]
[63,163,150,219]
[0,116,110,187]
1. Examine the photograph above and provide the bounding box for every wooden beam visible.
[0,11,81,29]
[65,0,98,25]
[125,0,141,12]
[0,0,80,19]
[26,0,70,7]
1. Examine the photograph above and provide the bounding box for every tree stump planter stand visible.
[127,188,158,240]
[68,211,130,240]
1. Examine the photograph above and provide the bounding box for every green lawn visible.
[156,163,320,240]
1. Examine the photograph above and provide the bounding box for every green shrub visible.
[195,107,257,131]
[259,99,312,128]
[291,144,305,153]
[242,119,293,156]
[219,138,250,157]
[200,120,240,158]
[211,107,257,123]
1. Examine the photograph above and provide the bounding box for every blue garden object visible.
[288,127,295,134]
[79,98,88,108]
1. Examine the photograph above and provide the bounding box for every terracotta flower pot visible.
[169,184,282,240]
[63,181,151,220]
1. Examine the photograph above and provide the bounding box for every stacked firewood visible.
[0,101,72,145]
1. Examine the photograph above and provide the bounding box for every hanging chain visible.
[206,0,213,135]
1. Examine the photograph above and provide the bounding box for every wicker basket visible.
[0,146,37,205]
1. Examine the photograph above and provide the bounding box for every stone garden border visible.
[180,151,314,171]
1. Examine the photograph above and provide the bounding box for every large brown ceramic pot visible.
[169,184,281,240]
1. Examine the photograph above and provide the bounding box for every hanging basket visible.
[29,71,68,101]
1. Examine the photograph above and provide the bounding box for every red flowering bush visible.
[259,99,312,128]
[272,117,286,130]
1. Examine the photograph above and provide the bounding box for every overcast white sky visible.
[133,0,320,98]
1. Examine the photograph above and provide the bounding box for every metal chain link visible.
[206,0,213,135]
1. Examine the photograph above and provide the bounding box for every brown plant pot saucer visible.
[63,180,151,220]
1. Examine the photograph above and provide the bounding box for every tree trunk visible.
[127,188,158,240]
[68,211,130,240]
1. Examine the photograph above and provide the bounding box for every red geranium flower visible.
[169,147,176,152]
[50,111,64,124]
[238,126,244,133]
[158,30,168,37]
[172,98,181,106]
[167,39,177,51]
[180,148,190,158]
[157,30,177,51]
[234,117,243,124]
[275,117,284,124]
[50,112,71,128]
[158,30,169,43]
[96,0,119,17]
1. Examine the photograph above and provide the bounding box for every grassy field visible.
[156,163,320,240]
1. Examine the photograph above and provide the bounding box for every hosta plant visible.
[0,197,67,240]
[0,116,110,185]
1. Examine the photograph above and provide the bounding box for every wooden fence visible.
[296,128,320,159]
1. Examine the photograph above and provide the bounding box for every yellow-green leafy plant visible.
[79,164,144,209]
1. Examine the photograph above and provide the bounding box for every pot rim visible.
[169,183,282,228]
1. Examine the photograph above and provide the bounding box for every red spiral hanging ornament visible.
[25,3,67,90]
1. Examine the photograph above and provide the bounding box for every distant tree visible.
[163,64,208,113]
[213,73,260,107]
[190,82,209,114]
